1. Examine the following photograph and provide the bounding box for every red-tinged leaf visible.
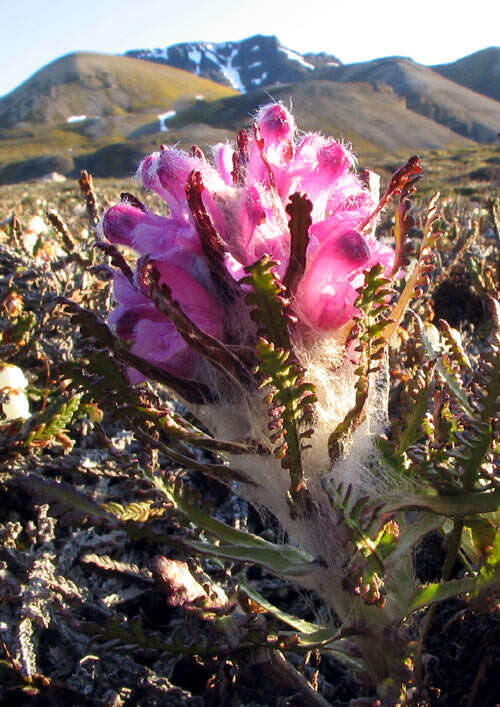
[134,425,256,486]
[362,156,422,229]
[185,170,225,262]
[185,170,239,302]
[386,156,423,198]
[94,240,134,283]
[384,192,442,344]
[283,193,313,296]
[78,169,99,229]
[391,192,416,277]
[149,406,262,455]
[46,209,78,253]
[120,192,147,212]
[253,124,276,189]
[190,145,205,161]
[231,128,250,185]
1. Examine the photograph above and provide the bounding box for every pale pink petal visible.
[212,142,235,186]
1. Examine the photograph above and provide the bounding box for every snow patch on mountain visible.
[219,49,245,92]
[278,47,315,70]
[251,72,268,86]
[158,110,176,132]
[188,47,202,69]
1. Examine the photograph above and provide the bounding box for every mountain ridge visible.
[320,56,500,143]
[123,37,500,143]
[0,52,236,128]
[432,47,500,102]
[125,34,342,93]
[0,39,498,184]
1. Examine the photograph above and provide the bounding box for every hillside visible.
[321,57,500,143]
[0,52,237,128]
[0,40,499,185]
[1,75,479,185]
[126,34,341,92]
[432,47,500,102]
[124,38,500,144]
[169,80,473,155]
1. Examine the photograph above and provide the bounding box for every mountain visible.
[125,34,342,93]
[169,80,473,155]
[125,39,500,144]
[432,47,500,102]
[0,39,499,184]
[0,76,474,184]
[0,52,237,128]
[320,57,500,143]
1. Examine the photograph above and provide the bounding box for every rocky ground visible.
[0,163,498,706]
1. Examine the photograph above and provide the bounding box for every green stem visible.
[414,518,464,690]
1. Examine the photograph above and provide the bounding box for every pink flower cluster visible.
[102,103,394,383]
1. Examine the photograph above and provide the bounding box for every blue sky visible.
[1,0,499,97]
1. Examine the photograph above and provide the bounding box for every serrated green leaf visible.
[24,394,81,444]
[406,576,476,614]
[477,526,500,591]
[19,473,118,526]
[382,488,500,517]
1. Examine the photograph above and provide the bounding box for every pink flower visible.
[139,147,232,240]
[297,230,394,331]
[108,263,223,383]
[103,202,202,258]
[217,103,394,331]
[103,102,396,383]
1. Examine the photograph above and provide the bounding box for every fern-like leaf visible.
[243,256,317,512]
[329,264,393,461]
[24,395,81,447]
[384,192,442,344]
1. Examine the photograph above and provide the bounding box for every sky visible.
[1,0,499,97]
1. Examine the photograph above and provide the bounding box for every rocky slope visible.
[432,47,500,103]
[322,56,500,143]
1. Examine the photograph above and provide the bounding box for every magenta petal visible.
[247,103,295,190]
[110,266,218,381]
[109,303,153,340]
[298,268,358,332]
[113,271,147,308]
[317,141,353,179]
[256,103,295,149]
[315,280,358,330]
[223,252,246,282]
[299,231,371,331]
[102,203,145,247]
[334,230,371,267]
[103,203,201,258]
[365,237,395,273]
[308,229,370,274]
[132,317,196,378]
[212,142,235,186]
[152,259,224,340]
